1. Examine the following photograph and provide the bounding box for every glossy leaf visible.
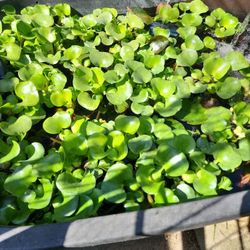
[212,143,242,171]
[154,96,182,117]
[56,172,95,196]
[115,115,140,135]
[77,92,102,111]
[132,66,152,84]
[216,77,241,99]
[193,169,217,195]
[4,165,37,197]
[156,144,189,177]
[89,50,114,68]
[176,49,198,67]
[224,51,249,71]
[128,135,153,154]
[0,115,32,136]
[43,111,71,134]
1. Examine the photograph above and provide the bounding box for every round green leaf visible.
[203,57,230,80]
[15,81,39,106]
[154,96,182,117]
[181,13,202,27]
[190,0,209,14]
[185,35,204,51]
[216,77,241,99]
[77,92,102,111]
[132,66,152,84]
[193,169,217,195]
[56,172,95,196]
[43,111,71,134]
[212,143,242,171]
[157,144,189,177]
[224,51,249,71]
[128,135,153,154]
[0,115,32,136]
[106,81,133,105]
[73,67,93,91]
[151,78,176,98]
[89,50,114,68]
[176,49,198,67]
[115,115,140,135]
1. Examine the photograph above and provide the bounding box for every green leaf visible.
[131,102,154,116]
[0,115,32,136]
[136,164,164,195]
[190,0,209,14]
[43,111,71,134]
[97,11,113,25]
[156,144,189,177]
[224,51,249,71]
[203,57,230,80]
[106,81,133,105]
[33,151,63,177]
[203,36,216,50]
[155,188,179,204]
[154,123,173,140]
[4,165,37,197]
[89,50,114,68]
[176,49,198,67]
[15,81,39,106]
[105,22,126,41]
[216,77,241,99]
[50,89,72,107]
[0,77,18,93]
[107,130,128,161]
[77,92,102,111]
[128,135,153,154]
[4,43,22,61]
[88,133,107,160]
[132,66,152,84]
[64,45,84,60]
[193,169,217,195]
[159,6,179,22]
[144,55,165,75]
[62,133,88,156]
[238,135,250,161]
[173,134,196,154]
[101,163,133,203]
[185,35,204,51]
[26,178,53,209]
[52,3,71,17]
[201,107,231,134]
[0,140,20,164]
[53,195,79,221]
[175,183,196,200]
[115,115,140,135]
[218,176,232,191]
[56,172,96,197]
[154,96,182,117]
[151,78,176,98]
[219,13,238,29]
[177,26,196,40]
[32,14,54,27]
[120,45,134,61]
[23,142,45,162]
[181,13,202,27]
[212,143,242,171]
[0,197,16,225]
[127,12,144,29]
[73,66,93,91]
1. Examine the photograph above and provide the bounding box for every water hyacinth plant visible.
[0,0,249,225]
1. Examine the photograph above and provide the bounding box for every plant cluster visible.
[0,0,249,225]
